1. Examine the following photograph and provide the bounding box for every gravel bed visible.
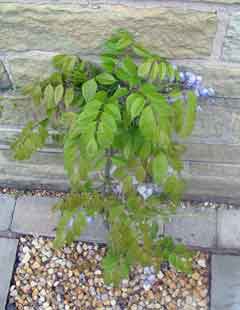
[0,187,66,198]
[8,237,209,310]
[0,186,235,210]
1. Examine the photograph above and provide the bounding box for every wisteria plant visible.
[11,30,214,285]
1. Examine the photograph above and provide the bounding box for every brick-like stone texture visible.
[0,4,217,58]
[165,207,217,248]
[0,194,15,231]
[217,208,240,249]
[211,255,240,310]
[9,53,54,88]
[0,238,18,310]
[223,13,240,62]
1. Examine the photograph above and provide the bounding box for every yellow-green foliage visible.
[12,30,196,285]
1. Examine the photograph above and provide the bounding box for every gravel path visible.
[8,237,209,310]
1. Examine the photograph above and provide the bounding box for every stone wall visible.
[0,0,240,201]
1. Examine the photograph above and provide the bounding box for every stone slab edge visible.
[7,194,240,254]
[0,238,18,310]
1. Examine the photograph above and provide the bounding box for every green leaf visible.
[130,95,145,120]
[159,62,167,81]
[139,141,151,160]
[32,84,42,105]
[179,91,197,138]
[135,165,146,182]
[126,93,139,112]
[152,153,168,184]
[167,63,176,81]
[96,73,116,85]
[123,176,133,194]
[86,138,98,157]
[122,57,137,77]
[52,54,67,70]
[105,103,121,121]
[133,44,152,58]
[44,84,54,109]
[54,84,64,105]
[112,87,128,99]
[138,60,153,79]
[82,79,97,102]
[62,56,77,75]
[139,106,156,139]
[164,175,185,203]
[115,33,133,50]
[97,121,114,148]
[149,62,159,81]
[64,87,74,107]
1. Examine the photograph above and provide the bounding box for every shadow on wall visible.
[0,60,12,91]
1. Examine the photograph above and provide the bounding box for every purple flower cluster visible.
[179,71,215,98]
[143,266,156,290]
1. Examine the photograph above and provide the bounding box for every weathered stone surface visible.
[223,13,240,62]
[179,62,240,98]
[211,255,240,310]
[0,238,18,310]
[0,4,217,58]
[184,143,240,164]
[193,0,240,2]
[191,103,240,145]
[217,208,240,249]
[0,194,15,231]
[184,174,240,203]
[11,196,61,236]
[164,207,217,248]
[0,95,35,126]
[10,53,53,88]
[76,216,108,244]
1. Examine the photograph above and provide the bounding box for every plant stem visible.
[104,147,113,195]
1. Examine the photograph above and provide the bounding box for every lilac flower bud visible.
[148,274,156,284]
[143,280,151,291]
[143,266,152,275]
[179,72,185,82]
[196,75,203,83]
[186,73,196,88]
[86,216,93,224]
[199,88,209,97]
[137,185,153,200]
[207,88,215,97]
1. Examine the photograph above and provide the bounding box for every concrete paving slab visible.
[0,238,18,310]
[11,195,108,243]
[165,207,217,248]
[0,194,15,231]
[211,255,240,310]
[11,195,60,237]
[217,208,240,249]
